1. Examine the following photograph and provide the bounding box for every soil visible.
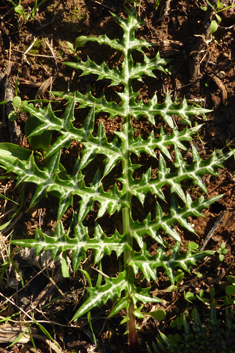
[1,0,235,352]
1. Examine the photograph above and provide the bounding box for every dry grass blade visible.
[0,323,34,344]
[35,76,53,98]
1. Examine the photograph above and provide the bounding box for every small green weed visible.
[8,0,48,21]
[201,0,235,36]
[217,242,228,261]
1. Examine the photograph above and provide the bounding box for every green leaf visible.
[132,286,162,305]
[13,96,21,108]
[210,20,219,34]
[8,111,19,121]
[14,4,24,15]
[215,13,222,23]
[0,143,31,165]
[188,242,199,251]
[67,41,75,52]
[130,241,212,283]
[25,116,52,151]
[192,308,203,336]
[225,285,235,296]
[149,309,166,321]
[219,254,224,261]
[185,291,195,303]
[227,275,235,283]
[0,193,19,205]
[75,34,124,52]
[158,331,175,350]
[61,256,70,278]
[11,216,129,272]
[65,58,123,86]
[72,272,127,320]
[109,295,129,318]
[224,296,234,305]
[175,269,184,285]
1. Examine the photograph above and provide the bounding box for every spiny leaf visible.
[129,52,169,79]
[72,272,128,320]
[129,192,222,249]
[75,34,124,52]
[65,58,123,86]
[129,125,202,160]
[132,286,162,305]
[11,218,129,272]
[0,150,124,219]
[23,101,123,175]
[54,90,125,118]
[130,148,233,207]
[131,93,210,127]
[130,242,213,283]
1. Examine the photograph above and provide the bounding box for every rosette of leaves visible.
[0,6,233,352]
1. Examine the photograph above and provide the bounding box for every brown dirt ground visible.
[1,0,235,352]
